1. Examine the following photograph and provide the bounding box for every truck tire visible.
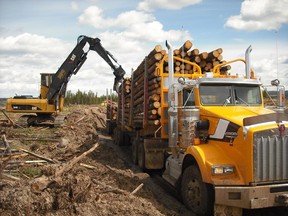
[106,120,112,134]
[114,128,124,146]
[131,139,138,164]
[137,140,145,169]
[113,128,118,145]
[181,165,214,216]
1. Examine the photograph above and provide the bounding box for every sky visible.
[0,0,287,98]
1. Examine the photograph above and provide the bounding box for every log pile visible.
[117,77,132,126]
[131,45,165,128]
[118,41,231,131]
[106,101,117,121]
[163,41,230,74]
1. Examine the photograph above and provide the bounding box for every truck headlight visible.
[212,165,235,175]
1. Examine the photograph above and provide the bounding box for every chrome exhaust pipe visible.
[245,45,252,79]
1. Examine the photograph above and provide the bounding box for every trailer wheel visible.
[181,165,214,216]
[137,140,145,169]
[113,128,118,145]
[131,139,138,164]
[106,120,113,134]
[114,128,124,146]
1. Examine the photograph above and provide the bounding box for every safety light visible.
[212,165,235,175]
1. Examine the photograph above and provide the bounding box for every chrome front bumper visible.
[215,183,288,209]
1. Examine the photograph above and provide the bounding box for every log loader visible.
[114,41,288,215]
[6,35,125,126]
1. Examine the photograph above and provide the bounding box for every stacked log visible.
[123,78,131,94]
[132,45,164,128]
[164,42,230,74]
[106,101,117,121]
[117,77,132,127]
[123,78,131,126]
[117,84,123,125]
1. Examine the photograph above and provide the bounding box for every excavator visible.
[5,35,125,126]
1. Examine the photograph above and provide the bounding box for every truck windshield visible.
[199,84,262,106]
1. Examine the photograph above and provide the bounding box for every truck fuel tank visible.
[181,107,200,147]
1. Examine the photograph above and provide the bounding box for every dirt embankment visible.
[0,105,191,216]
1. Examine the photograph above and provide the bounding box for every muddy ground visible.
[1,105,287,216]
[0,105,192,216]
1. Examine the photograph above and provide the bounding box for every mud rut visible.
[0,105,287,216]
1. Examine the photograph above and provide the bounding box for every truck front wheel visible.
[181,165,214,216]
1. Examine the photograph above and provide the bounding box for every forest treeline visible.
[64,90,117,105]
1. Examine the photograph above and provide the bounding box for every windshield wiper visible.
[234,90,249,106]
[223,96,231,106]
[223,89,232,106]
[237,96,249,106]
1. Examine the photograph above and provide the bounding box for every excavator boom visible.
[47,35,125,102]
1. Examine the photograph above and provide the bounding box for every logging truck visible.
[112,41,288,215]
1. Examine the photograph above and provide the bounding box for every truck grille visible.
[253,133,288,183]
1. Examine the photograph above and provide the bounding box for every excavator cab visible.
[40,73,54,99]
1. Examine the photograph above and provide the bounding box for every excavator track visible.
[30,115,54,126]
[16,115,31,127]
[54,115,66,127]
[15,114,65,127]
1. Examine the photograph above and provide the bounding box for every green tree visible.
[64,89,117,105]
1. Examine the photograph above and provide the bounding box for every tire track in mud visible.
[97,133,193,216]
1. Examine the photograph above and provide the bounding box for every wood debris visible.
[30,143,99,193]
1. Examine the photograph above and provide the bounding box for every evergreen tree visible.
[64,89,117,105]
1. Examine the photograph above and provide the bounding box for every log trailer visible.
[113,41,288,215]
[6,35,125,126]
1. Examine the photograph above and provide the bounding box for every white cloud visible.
[122,21,190,43]
[137,0,202,12]
[114,10,155,28]
[76,4,192,85]
[78,6,191,43]
[0,33,70,56]
[78,6,113,28]
[225,0,288,31]
[0,32,145,98]
[218,42,288,88]
[78,6,155,29]
[254,55,288,87]
[71,2,79,11]
[0,33,104,98]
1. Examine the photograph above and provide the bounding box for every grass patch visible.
[20,166,42,178]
